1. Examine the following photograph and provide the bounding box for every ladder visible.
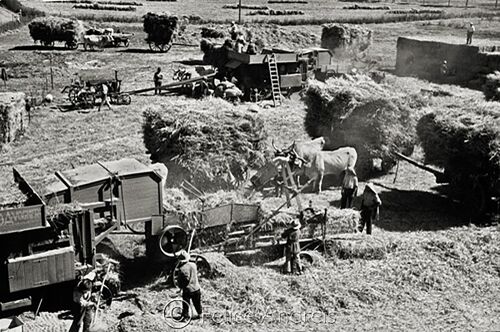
[267,53,282,107]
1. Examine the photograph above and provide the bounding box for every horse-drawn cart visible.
[62,70,132,108]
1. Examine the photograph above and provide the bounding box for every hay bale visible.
[143,12,178,44]
[482,71,500,101]
[326,234,388,260]
[416,102,500,182]
[28,16,83,45]
[142,101,267,191]
[303,76,419,178]
[0,92,26,149]
[320,23,372,57]
[200,27,225,39]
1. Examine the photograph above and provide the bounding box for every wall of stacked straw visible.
[320,23,372,57]
[0,92,26,150]
[142,101,268,191]
[28,16,84,44]
[303,75,420,178]
[143,12,178,44]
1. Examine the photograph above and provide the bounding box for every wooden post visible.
[238,0,242,24]
[50,55,54,90]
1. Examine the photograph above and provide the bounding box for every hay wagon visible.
[62,70,131,108]
[143,12,180,53]
[28,17,83,50]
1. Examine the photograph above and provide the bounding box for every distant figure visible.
[246,42,257,55]
[358,183,382,235]
[154,67,163,95]
[235,34,246,53]
[340,166,358,209]
[466,22,475,45]
[229,21,239,40]
[97,83,112,112]
[440,60,449,76]
[176,250,202,321]
[1,67,7,87]
[69,273,96,332]
[281,219,302,274]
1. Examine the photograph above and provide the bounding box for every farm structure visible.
[222,47,334,105]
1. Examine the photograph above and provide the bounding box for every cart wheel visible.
[65,41,78,50]
[68,88,80,105]
[160,42,173,53]
[43,40,54,47]
[149,41,160,52]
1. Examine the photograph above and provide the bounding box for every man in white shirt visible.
[466,22,475,45]
[97,83,112,112]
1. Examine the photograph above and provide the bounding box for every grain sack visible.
[28,16,83,45]
[321,23,372,57]
[143,12,178,44]
[416,102,500,182]
[0,92,26,149]
[142,100,267,191]
[303,75,419,178]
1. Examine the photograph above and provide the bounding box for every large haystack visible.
[416,102,500,182]
[143,100,267,191]
[28,16,83,45]
[303,75,419,178]
[0,92,26,149]
[143,12,178,44]
[321,23,372,57]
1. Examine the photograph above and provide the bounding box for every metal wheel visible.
[43,40,54,47]
[149,41,160,52]
[65,41,78,50]
[68,87,80,105]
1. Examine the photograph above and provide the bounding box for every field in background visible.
[17,0,500,23]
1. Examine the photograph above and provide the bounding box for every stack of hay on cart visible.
[303,75,421,178]
[28,16,84,46]
[143,99,268,191]
[143,12,178,45]
[320,23,372,56]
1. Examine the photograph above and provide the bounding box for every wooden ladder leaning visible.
[267,53,282,107]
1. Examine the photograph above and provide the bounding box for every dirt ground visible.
[0,16,499,332]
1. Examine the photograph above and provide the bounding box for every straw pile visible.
[303,75,419,178]
[201,27,225,39]
[28,16,83,45]
[247,9,304,15]
[416,101,500,180]
[0,92,26,149]
[73,3,137,10]
[326,234,388,259]
[143,12,178,44]
[482,71,500,101]
[142,101,267,191]
[320,23,372,57]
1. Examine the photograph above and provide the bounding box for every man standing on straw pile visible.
[281,220,303,275]
[466,22,475,45]
[340,166,358,209]
[154,67,163,95]
[358,183,381,235]
[176,250,202,321]
[69,272,97,332]
[97,83,112,112]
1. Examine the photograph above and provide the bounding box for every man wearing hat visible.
[176,250,202,321]
[281,220,302,274]
[340,166,358,209]
[466,22,475,45]
[69,272,96,332]
[358,183,382,235]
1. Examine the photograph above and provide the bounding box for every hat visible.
[292,219,301,229]
[83,271,96,281]
[178,250,190,263]
[365,183,377,193]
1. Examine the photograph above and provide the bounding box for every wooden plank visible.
[47,254,56,284]
[0,204,46,234]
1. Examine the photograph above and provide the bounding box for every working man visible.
[176,250,202,321]
[358,183,382,235]
[154,67,163,95]
[69,272,96,332]
[229,21,239,40]
[466,22,475,45]
[97,83,112,112]
[340,166,358,209]
[281,219,302,275]
[235,34,246,53]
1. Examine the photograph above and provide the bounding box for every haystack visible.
[303,76,418,178]
[320,23,372,57]
[416,102,500,182]
[143,12,178,44]
[142,101,267,191]
[0,92,26,149]
[28,16,83,45]
[482,71,500,101]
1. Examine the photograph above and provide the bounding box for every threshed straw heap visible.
[303,75,421,178]
[417,101,500,185]
[142,101,267,191]
[143,12,178,44]
[0,92,26,150]
[321,23,372,57]
[28,16,83,45]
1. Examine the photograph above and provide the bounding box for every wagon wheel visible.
[43,40,55,47]
[149,41,160,52]
[68,88,80,106]
[65,41,78,50]
[160,41,173,53]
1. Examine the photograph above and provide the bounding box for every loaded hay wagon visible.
[143,12,179,53]
[61,70,131,108]
[28,16,83,49]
